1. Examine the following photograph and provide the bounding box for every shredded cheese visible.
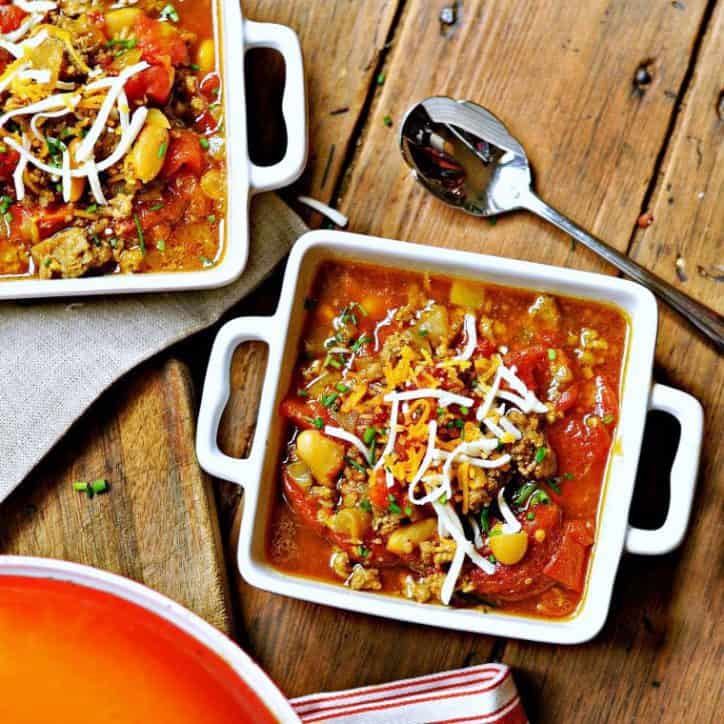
[440,545,466,605]
[324,426,372,464]
[60,148,70,202]
[384,389,474,408]
[13,1,57,12]
[454,313,478,361]
[499,416,522,440]
[373,398,399,471]
[12,135,30,200]
[497,487,522,533]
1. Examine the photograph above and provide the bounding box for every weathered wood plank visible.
[340,0,708,274]
[0,360,232,634]
[243,0,400,207]
[502,6,723,723]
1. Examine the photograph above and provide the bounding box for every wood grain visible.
[502,5,724,724]
[340,0,709,272]
[0,359,232,634]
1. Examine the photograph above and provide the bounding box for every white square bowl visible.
[197,231,703,644]
[0,0,307,300]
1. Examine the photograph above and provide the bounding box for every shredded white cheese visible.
[11,135,30,200]
[60,147,70,202]
[3,12,43,43]
[497,487,522,534]
[373,398,399,472]
[499,416,522,440]
[324,426,372,464]
[454,313,478,361]
[12,1,57,12]
[384,389,474,408]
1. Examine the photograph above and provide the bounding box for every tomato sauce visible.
[0,575,276,723]
[268,261,628,619]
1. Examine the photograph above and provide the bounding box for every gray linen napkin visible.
[0,193,306,501]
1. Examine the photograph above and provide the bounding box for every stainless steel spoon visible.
[400,96,723,351]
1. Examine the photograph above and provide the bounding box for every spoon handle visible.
[521,191,724,352]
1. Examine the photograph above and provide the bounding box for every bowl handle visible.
[196,317,280,486]
[243,19,307,193]
[625,383,704,555]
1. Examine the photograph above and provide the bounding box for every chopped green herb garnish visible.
[480,506,490,533]
[190,63,201,71]
[439,492,448,504]
[312,416,324,430]
[564,472,574,480]
[497,439,505,450]
[436,407,446,416]
[459,405,469,415]
[208,214,217,223]
[321,392,338,408]
[335,382,350,393]
[91,479,108,494]
[157,141,168,158]
[304,296,318,310]
[43,258,52,268]
[160,4,180,22]
[0,195,12,214]
[513,482,537,506]
[91,231,101,247]
[357,545,369,558]
[488,527,502,537]
[106,38,137,49]
[547,478,561,494]
[453,419,464,429]
[72,481,88,492]
[297,388,309,398]
[362,426,377,445]
[0,144,6,154]
[388,496,401,514]
[418,327,429,337]
[351,334,371,352]
[602,414,614,424]
[404,505,413,517]
[133,212,145,253]
[383,114,393,127]
[360,499,373,513]
[323,354,343,369]
[200,137,210,150]
[535,446,548,463]
[547,348,557,360]
[109,237,119,249]
[345,456,366,474]
[488,554,497,564]
[200,255,214,267]
[527,511,535,521]
[86,204,98,214]
[148,202,164,212]
[530,489,551,507]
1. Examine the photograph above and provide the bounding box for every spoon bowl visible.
[399,96,723,351]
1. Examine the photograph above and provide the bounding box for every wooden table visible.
[2,2,722,722]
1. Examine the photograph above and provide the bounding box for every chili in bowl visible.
[196,231,703,643]
[0,0,306,299]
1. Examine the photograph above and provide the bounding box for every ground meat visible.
[31,227,113,279]
[372,512,403,536]
[419,537,456,566]
[457,461,508,513]
[402,573,445,603]
[508,410,557,479]
[330,550,351,580]
[345,565,381,591]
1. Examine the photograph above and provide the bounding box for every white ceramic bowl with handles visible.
[196,231,704,644]
[0,0,307,300]
[0,555,299,721]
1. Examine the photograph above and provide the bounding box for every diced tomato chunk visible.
[566,518,596,547]
[124,63,175,105]
[368,469,390,509]
[35,205,74,239]
[504,345,547,392]
[133,15,188,66]
[543,522,591,592]
[162,131,203,178]
[556,382,579,413]
[0,147,19,181]
[0,5,26,34]
[199,73,220,101]
[280,397,333,430]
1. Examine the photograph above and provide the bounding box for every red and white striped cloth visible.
[290,663,528,724]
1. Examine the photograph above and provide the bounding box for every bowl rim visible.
[0,555,299,721]
[210,229,660,643]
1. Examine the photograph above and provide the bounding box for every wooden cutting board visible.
[0,359,232,634]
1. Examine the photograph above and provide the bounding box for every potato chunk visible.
[295,430,345,485]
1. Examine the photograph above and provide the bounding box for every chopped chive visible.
[480,506,490,533]
[564,472,574,480]
[388,495,401,514]
[160,3,180,22]
[335,382,350,393]
[357,545,369,558]
[106,38,137,49]
[602,414,614,424]
[439,492,448,504]
[383,114,393,127]
[404,505,413,517]
[459,405,469,415]
[321,392,338,408]
[86,203,98,214]
[547,348,557,360]
[488,527,502,537]
[527,511,535,521]
[109,237,118,249]
[488,554,497,564]
[418,327,429,337]
[73,481,89,492]
[190,63,201,71]
[513,482,537,506]
[0,144,6,153]
[547,478,562,494]
[3,211,13,224]
[362,426,377,445]
[351,334,371,353]
[156,239,166,251]
[436,407,446,416]
[312,416,324,430]
[297,388,309,398]
[43,257,52,267]
[360,499,372,513]
[0,195,12,214]
[91,231,101,247]
[157,141,167,159]
[133,212,145,253]
[324,354,342,369]
[207,214,217,223]
[91,479,108,494]
[200,137,210,150]
[200,255,214,267]
[535,446,548,463]
[453,419,464,429]
[530,490,551,507]
[345,456,367,474]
